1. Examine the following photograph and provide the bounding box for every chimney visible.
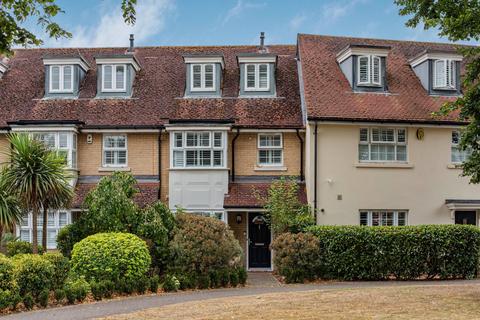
[128,34,135,53]
[260,32,265,50]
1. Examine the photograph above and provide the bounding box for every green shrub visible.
[237,268,248,285]
[101,280,114,298]
[65,288,76,304]
[38,289,49,307]
[54,288,65,303]
[6,240,32,257]
[162,275,180,292]
[64,277,90,303]
[136,276,149,294]
[229,271,239,287]
[149,275,160,293]
[13,254,54,297]
[218,269,230,287]
[197,274,210,289]
[0,255,15,290]
[272,232,321,283]
[209,270,221,288]
[90,282,105,301]
[71,232,151,284]
[169,213,243,276]
[0,289,13,309]
[23,294,34,310]
[11,292,21,310]
[115,278,136,294]
[178,273,196,290]
[57,223,84,258]
[42,252,69,289]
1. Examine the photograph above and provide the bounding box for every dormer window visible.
[49,65,73,93]
[245,64,269,91]
[433,59,456,90]
[358,55,381,86]
[102,64,126,92]
[191,64,215,91]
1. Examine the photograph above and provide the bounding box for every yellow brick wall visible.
[0,135,10,166]
[228,132,303,176]
[228,212,247,266]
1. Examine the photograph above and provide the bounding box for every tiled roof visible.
[73,183,159,208]
[297,34,468,124]
[0,45,302,128]
[224,182,307,208]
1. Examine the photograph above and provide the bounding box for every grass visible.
[100,284,480,319]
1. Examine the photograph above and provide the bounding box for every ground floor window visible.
[359,210,407,226]
[17,210,71,249]
[187,211,226,222]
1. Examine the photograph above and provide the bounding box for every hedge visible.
[273,225,480,282]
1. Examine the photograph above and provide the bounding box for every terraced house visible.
[0,33,479,270]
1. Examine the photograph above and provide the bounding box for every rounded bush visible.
[12,254,54,297]
[0,255,15,290]
[6,241,32,257]
[42,253,69,289]
[64,277,90,303]
[71,232,151,283]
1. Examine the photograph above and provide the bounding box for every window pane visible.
[246,65,256,88]
[396,145,407,161]
[204,64,214,88]
[213,150,222,166]
[51,66,60,90]
[115,65,125,89]
[47,230,57,248]
[372,56,380,84]
[452,131,459,144]
[397,129,406,143]
[116,136,126,148]
[371,212,380,226]
[59,133,68,148]
[360,128,368,142]
[174,133,183,148]
[384,212,394,226]
[103,65,113,89]
[21,214,28,227]
[360,212,368,225]
[259,64,268,88]
[359,144,369,161]
[47,211,55,227]
[59,212,67,227]
[117,150,127,165]
[192,65,202,88]
[199,150,211,166]
[435,60,446,88]
[186,150,197,166]
[213,132,222,148]
[186,133,197,147]
[63,66,72,90]
[397,212,406,226]
[359,56,369,83]
[200,132,210,147]
[104,150,115,165]
[20,230,30,242]
[173,150,184,167]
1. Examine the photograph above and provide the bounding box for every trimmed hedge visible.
[273,225,480,282]
[71,232,151,283]
[12,254,54,297]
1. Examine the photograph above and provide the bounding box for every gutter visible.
[314,122,318,222]
[231,128,240,182]
[295,129,304,181]
[307,117,468,126]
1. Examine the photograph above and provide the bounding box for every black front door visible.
[455,211,477,225]
[248,213,271,268]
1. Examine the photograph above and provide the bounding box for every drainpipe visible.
[295,129,304,182]
[231,128,240,182]
[157,128,162,200]
[314,123,318,222]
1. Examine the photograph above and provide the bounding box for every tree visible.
[0,0,137,56]
[395,0,480,183]
[3,133,72,253]
[0,173,22,241]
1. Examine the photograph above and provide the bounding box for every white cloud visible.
[44,0,175,48]
[289,13,307,30]
[222,0,266,25]
[322,0,368,22]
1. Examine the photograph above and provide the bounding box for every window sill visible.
[169,167,229,171]
[354,162,414,169]
[254,166,287,172]
[98,167,131,172]
[447,164,463,169]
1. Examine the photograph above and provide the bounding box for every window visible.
[103,135,127,167]
[189,211,225,222]
[451,131,471,164]
[359,128,407,162]
[17,211,71,249]
[49,65,73,93]
[171,131,225,168]
[258,133,283,166]
[32,132,77,168]
[357,55,381,86]
[245,64,270,91]
[434,59,456,90]
[102,64,126,92]
[359,210,407,226]
[191,64,215,91]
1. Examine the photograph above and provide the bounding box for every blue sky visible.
[36,0,462,48]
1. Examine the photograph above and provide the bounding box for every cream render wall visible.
[308,123,480,226]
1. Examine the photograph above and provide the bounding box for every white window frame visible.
[101,64,127,92]
[433,59,456,90]
[359,210,408,226]
[32,132,77,169]
[244,63,270,91]
[17,210,72,249]
[257,133,283,167]
[102,134,128,168]
[357,55,381,86]
[187,210,226,222]
[170,131,226,169]
[190,64,216,92]
[358,128,408,163]
[451,130,471,164]
[49,65,74,93]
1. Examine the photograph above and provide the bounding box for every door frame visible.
[246,211,273,271]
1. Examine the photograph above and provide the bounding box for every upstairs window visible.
[360,210,407,226]
[172,131,225,168]
[49,65,73,93]
[191,64,215,91]
[32,132,77,169]
[245,64,269,91]
[434,59,456,90]
[358,55,381,86]
[451,131,471,164]
[102,64,126,92]
[359,128,407,162]
[258,133,283,166]
[103,134,127,167]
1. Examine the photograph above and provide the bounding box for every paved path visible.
[5,275,480,320]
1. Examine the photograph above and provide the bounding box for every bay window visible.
[359,128,407,162]
[171,131,226,168]
[33,132,77,168]
[258,133,283,166]
[360,210,407,226]
[17,211,71,249]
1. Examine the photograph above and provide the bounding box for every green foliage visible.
[0,175,22,232]
[395,0,480,183]
[10,291,21,310]
[38,289,49,307]
[136,276,149,294]
[149,275,160,293]
[162,274,180,292]
[71,232,151,284]
[272,232,321,283]
[169,213,243,275]
[0,289,14,309]
[54,288,65,303]
[6,240,32,256]
[209,270,221,288]
[218,269,230,287]
[56,223,83,258]
[259,177,313,234]
[196,274,210,289]
[22,293,33,310]
[237,268,247,286]
[90,282,105,301]
[42,252,69,289]
[12,254,54,297]
[102,280,114,298]
[177,273,196,290]
[0,255,15,290]
[229,271,239,287]
[65,287,76,304]
[64,277,90,303]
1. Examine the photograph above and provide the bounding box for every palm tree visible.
[0,173,22,242]
[3,133,73,253]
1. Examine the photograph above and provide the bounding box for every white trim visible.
[184,56,224,69]
[190,64,216,92]
[10,125,79,132]
[238,56,276,64]
[0,63,8,74]
[164,125,231,131]
[95,57,141,71]
[240,128,304,133]
[410,52,463,68]
[244,63,270,92]
[257,133,284,167]
[49,65,74,93]
[43,58,89,72]
[337,47,389,64]
[102,133,128,168]
[101,64,127,93]
[446,203,480,210]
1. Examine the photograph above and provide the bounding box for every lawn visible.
[101,284,480,319]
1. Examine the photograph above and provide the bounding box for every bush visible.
[197,274,210,289]
[57,223,84,258]
[237,268,247,285]
[169,213,243,276]
[272,232,321,283]
[12,254,54,297]
[6,240,32,257]
[90,282,105,301]
[0,255,15,290]
[54,288,65,303]
[101,280,114,298]
[115,278,136,294]
[177,273,196,290]
[42,253,69,289]
[218,269,230,287]
[38,289,49,307]
[149,275,160,293]
[229,271,239,287]
[64,277,90,303]
[23,294,34,310]
[11,292,21,310]
[136,276,149,294]
[209,270,221,288]
[71,232,151,284]
[162,275,180,292]
[0,289,13,309]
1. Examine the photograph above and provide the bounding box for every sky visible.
[30,0,466,48]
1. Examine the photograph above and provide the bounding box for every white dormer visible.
[183,55,224,97]
[42,55,90,98]
[95,55,141,98]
